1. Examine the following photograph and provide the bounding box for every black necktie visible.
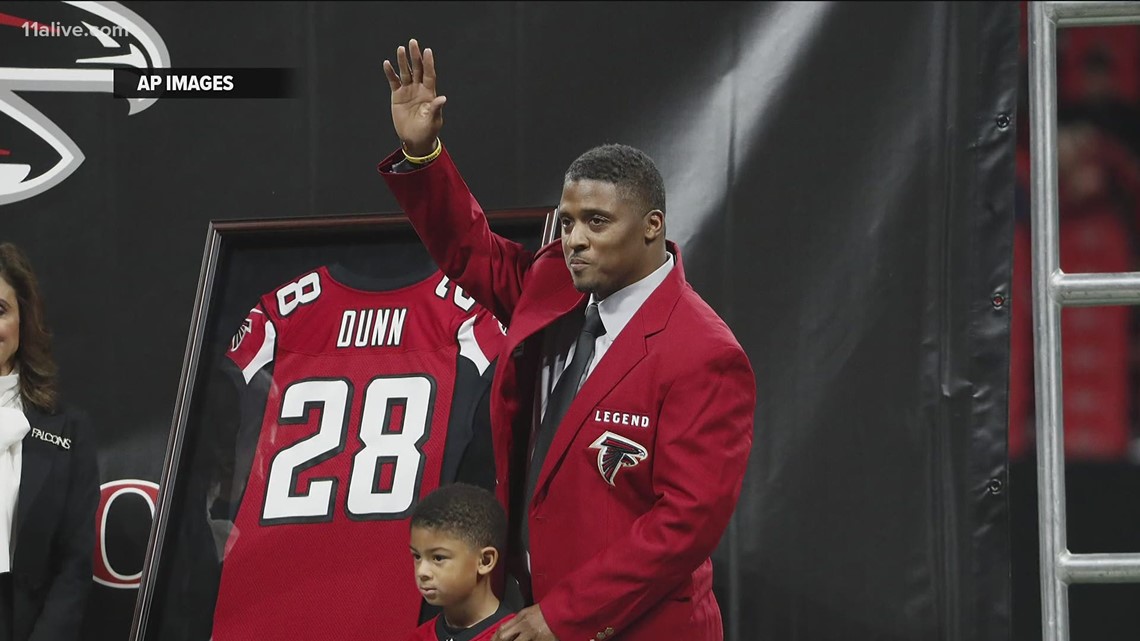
[522,302,606,550]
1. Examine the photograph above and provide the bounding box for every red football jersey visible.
[212,266,505,641]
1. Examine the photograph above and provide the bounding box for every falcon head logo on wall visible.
[0,1,169,206]
[589,431,648,486]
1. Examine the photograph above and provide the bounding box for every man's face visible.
[558,179,660,300]
[0,276,19,376]
[409,526,486,609]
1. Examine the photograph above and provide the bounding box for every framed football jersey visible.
[130,210,553,641]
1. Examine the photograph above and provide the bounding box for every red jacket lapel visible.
[498,246,584,358]
[530,244,685,508]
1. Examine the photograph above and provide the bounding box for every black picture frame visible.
[129,209,554,641]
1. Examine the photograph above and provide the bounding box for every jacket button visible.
[605,627,615,636]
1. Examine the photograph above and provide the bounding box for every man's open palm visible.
[383,38,445,156]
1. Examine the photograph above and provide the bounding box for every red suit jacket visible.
[379,147,755,641]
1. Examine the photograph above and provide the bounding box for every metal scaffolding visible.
[1028,2,1140,640]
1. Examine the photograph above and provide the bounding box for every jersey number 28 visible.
[260,375,435,524]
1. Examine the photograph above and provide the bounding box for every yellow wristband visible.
[403,139,442,164]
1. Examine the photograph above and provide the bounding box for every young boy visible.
[405,483,514,641]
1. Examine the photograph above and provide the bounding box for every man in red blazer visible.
[378,39,756,641]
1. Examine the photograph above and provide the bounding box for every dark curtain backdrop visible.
[0,2,1017,640]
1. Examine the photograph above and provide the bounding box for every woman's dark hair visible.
[0,243,58,413]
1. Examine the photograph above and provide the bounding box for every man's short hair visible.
[564,143,666,214]
[410,483,506,551]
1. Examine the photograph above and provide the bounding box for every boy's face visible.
[409,526,495,608]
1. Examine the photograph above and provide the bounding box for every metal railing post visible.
[1028,3,1140,640]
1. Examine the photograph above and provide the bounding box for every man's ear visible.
[644,210,665,242]
[477,546,499,576]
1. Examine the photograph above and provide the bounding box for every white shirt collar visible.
[588,252,675,341]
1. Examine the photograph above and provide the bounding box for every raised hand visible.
[383,38,446,157]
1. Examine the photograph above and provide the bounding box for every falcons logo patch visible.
[230,317,253,351]
[589,432,648,486]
